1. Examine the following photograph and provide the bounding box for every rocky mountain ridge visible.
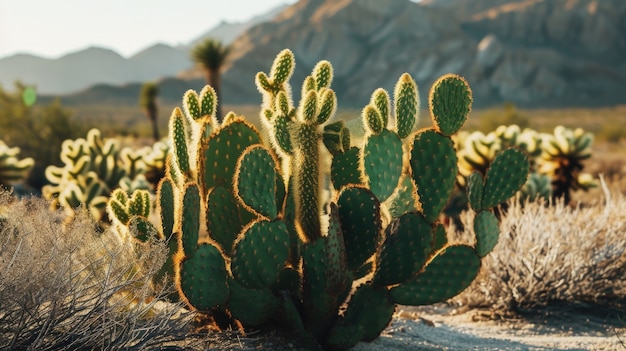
[20,0,626,108]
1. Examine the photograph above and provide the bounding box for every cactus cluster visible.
[109,50,529,350]
[43,128,168,220]
[456,124,594,203]
[0,140,34,186]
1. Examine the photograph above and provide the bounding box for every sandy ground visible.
[352,304,626,351]
[178,303,625,350]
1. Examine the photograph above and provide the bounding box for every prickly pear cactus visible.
[0,140,34,186]
[108,49,530,350]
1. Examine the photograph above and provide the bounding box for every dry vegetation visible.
[452,179,626,314]
[0,190,194,350]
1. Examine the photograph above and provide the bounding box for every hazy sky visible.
[0,0,297,59]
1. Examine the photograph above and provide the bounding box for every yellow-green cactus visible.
[0,140,34,187]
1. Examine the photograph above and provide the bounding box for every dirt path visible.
[353,304,626,350]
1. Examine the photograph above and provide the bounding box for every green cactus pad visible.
[301,90,318,124]
[331,147,362,190]
[234,145,279,219]
[363,129,403,202]
[410,130,458,223]
[386,175,419,219]
[373,212,433,287]
[341,284,395,342]
[178,242,229,311]
[206,186,244,254]
[157,177,176,239]
[371,88,390,128]
[128,190,150,218]
[322,120,344,156]
[467,171,484,212]
[314,60,333,89]
[128,215,157,242]
[363,105,384,135]
[325,323,365,351]
[337,186,382,271]
[199,85,217,119]
[228,278,278,327]
[394,73,419,139]
[474,210,500,257]
[482,147,529,209]
[108,190,129,225]
[433,223,447,252]
[292,123,323,240]
[270,49,295,85]
[183,90,201,121]
[200,118,262,192]
[317,89,336,125]
[169,108,190,178]
[231,219,290,289]
[390,245,480,305]
[325,204,349,295]
[429,74,472,136]
[301,238,340,335]
[180,183,201,257]
[273,114,294,155]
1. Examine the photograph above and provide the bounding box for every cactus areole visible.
[109,49,529,350]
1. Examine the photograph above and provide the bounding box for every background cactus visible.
[43,128,167,221]
[0,140,34,187]
[109,50,529,350]
[456,124,594,203]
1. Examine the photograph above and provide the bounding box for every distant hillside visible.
[217,0,626,108]
[28,0,626,108]
[0,4,287,95]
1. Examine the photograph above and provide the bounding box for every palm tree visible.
[191,38,231,123]
[139,82,159,141]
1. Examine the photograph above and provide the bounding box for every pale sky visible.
[0,0,296,59]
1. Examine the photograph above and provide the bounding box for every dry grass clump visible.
[0,189,192,350]
[453,179,626,313]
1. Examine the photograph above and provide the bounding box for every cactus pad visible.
[394,73,419,139]
[234,145,279,219]
[128,215,158,242]
[231,220,290,289]
[200,118,262,192]
[340,284,395,342]
[228,278,278,327]
[482,147,529,209]
[331,147,362,190]
[373,212,433,287]
[337,186,382,271]
[207,186,244,253]
[157,177,176,238]
[363,129,403,202]
[474,210,500,257]
[390,245,480,305]
[178,243,229,311]
[429,74,472,136]
[180,183,201,257]
[467,171,485,211]
[410,130,457,223]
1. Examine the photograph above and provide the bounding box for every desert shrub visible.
[453,179,626,312]
[596,124,626,144]
[478,102,530,133]
[0,189,191,350]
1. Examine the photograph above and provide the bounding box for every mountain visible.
[27,0,626,108]
[216,0,626,108]
[0,4,287,95]
[187,4,289,47]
